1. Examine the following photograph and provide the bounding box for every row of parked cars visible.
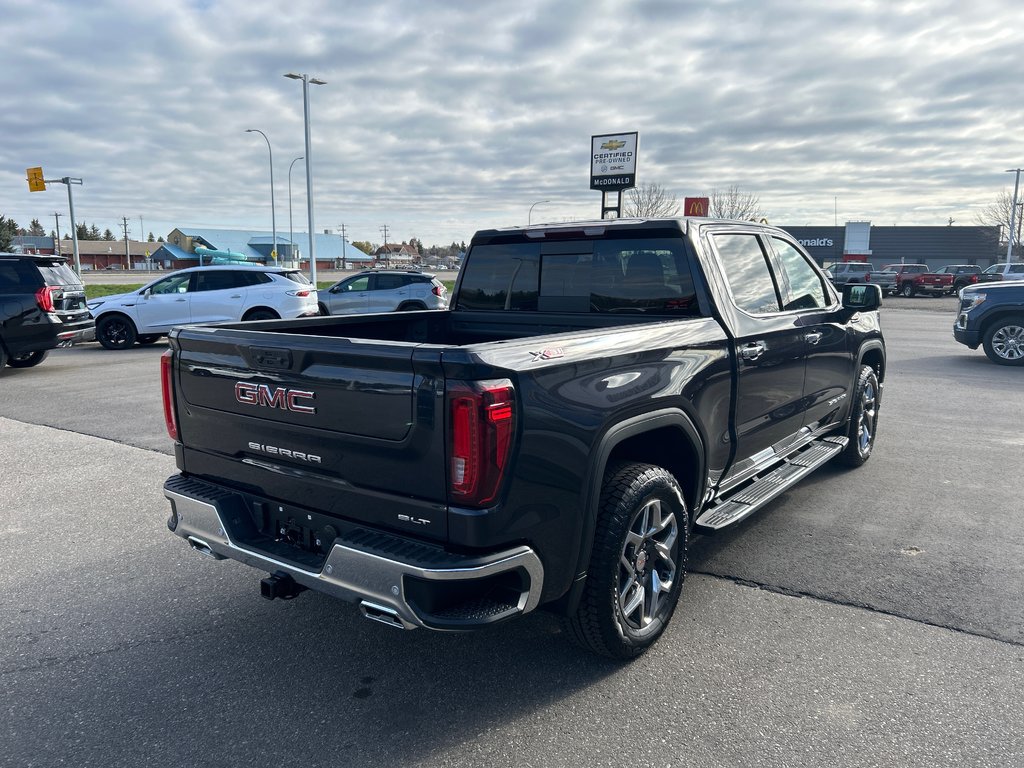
[1,254,449,370]
[828,261,1024,297]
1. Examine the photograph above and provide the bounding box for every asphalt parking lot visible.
[1,300,1022,767]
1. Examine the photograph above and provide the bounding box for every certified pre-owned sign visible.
[590,132,638,191]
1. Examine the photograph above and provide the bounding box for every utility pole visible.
[380,224,390,267]
[338,223,348,270]
[1006,168,1022,264]
[53,212,62,258]
[121,216,131,270]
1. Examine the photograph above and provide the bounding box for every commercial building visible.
[781,222,1002,269]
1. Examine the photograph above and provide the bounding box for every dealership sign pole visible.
[590,132,638,219]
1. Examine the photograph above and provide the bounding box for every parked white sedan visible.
[87,265,319,349]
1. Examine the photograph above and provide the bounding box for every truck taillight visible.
[161,350,179,441]
[448,379,515,507]
[35,285,60,312]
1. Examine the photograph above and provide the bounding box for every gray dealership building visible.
[780,222,1002,269]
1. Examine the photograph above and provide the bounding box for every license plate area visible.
[225,495,355,570]
[255,501,342,557]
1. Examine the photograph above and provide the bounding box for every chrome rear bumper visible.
[163,475,544,631]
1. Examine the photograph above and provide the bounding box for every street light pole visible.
[246,129,277,264]
[288,156,304,266]
[1006,168,1022,264]
[528,200,551,225]
[284,72,326,286]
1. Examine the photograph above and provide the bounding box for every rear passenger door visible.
[189,270,251,324]
[367,273,407,312]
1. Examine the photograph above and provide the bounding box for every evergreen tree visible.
[157,236,165,243]
[29,218,46,236]
[89,224,101,240]
[148,232,155,242]
[76,223,89,240]
[103,228,116,241]
[0,215,18,251]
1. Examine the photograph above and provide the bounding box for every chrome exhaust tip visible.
[359,600,414,630]
[187,536,225,560]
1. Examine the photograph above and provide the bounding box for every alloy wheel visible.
[618,497,679,631]
[991,324,1024,361]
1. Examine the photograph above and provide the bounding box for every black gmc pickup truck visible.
[162,218,885,658]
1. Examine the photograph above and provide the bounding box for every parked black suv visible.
[0,254,95,370]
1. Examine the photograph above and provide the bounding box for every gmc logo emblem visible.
[234,382,316,414]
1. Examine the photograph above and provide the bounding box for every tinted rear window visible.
[0,259,78,290]
[280,270,311,285]
[457,237,698,315]
[37,261,80,287]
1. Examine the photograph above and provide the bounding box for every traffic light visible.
[27,167,46,192]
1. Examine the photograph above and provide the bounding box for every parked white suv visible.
[322,270,448,315]
[87,265,319,349]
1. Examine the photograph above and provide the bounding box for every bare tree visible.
[625,182,680,217]
[707,185,766,221]
[974,189,1021,249]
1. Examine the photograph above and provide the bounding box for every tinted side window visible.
[342,276,370,292]
[457,244,540,311]
[374,274,406,291]
[195,270,246,291]
[713,233,781,314]
[150,273,192,294]
[772,238,827,310]
[0,261,28,291]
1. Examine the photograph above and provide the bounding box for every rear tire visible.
[397,302,426,312]
[838,365,879,468]
[242,308,279,321]
[982,318,1024,366]
[97,315,138,350]
[0,343,7,369]
[7,350,50,368]
[564,462,687,660]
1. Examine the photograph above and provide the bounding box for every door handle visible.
[804,331,823,345]
[739,341,766,361]
[230,294,242,298]
[175,298,187,302]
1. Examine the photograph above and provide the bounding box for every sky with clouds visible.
[2,0,1022,248]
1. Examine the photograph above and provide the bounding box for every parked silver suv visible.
[322,270,448,315]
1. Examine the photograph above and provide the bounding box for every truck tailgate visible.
[171,327,449,539]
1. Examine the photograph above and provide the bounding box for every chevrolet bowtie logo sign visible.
[601,139,626,151]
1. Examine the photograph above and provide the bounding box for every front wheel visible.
[838,365,880,467]
[7,350,50,368]
[97,315,138,350]
[564,462,687,660]
[900,282,915,297]
[982,318,1024,366]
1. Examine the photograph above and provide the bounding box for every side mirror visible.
[842,283,882,311]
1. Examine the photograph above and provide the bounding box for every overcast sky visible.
[2,0,1022,247]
